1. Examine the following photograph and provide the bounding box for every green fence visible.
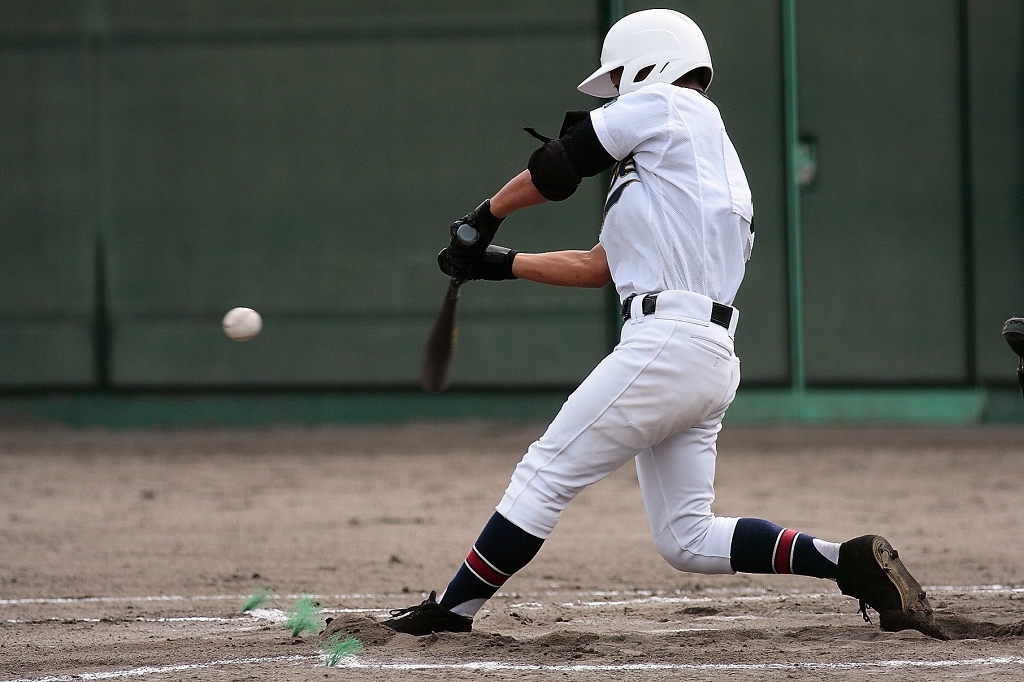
[1,1,1022,423]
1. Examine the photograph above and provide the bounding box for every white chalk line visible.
[2,608,385,629]
[1,655,314,682]
[3,584,1019,608]
[4,616,242,625]
[342,656,1024,672]
[0,593,399,606]
[0,594,251,606]
[5,654,1024,682]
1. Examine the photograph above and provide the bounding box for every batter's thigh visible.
[497,318,736,539]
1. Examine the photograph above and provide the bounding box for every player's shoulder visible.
[596,84,675,122]
[604,83,715,114]
[609,82,676,106]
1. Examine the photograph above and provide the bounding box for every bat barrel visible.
[418,279,461,393]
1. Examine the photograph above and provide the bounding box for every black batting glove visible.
[440,200,505,280]
[437,244,518,281]
[437,246,472,282]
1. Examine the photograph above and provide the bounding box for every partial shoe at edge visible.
[382,590,473,636]
[836,534,948,640]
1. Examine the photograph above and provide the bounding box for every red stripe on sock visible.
[774,529,798,574]
[465,548,509,588]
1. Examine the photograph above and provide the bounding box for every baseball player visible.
[385,9,941,639]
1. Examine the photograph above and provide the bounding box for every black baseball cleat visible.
[836,534,947,639]
[381,591,473,636]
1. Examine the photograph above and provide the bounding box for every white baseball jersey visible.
[590,83,754,306]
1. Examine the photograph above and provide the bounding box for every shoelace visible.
[857,599,872,623]
[388,591,436,617]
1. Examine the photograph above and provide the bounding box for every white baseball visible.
[222,307,262,341]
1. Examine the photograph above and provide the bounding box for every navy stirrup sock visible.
[438,512,545,618]
[730,518,838,579]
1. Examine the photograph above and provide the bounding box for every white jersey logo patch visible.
[602,155,639,224]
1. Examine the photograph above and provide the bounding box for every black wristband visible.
[437,245,517,281]
[476,245,518,281]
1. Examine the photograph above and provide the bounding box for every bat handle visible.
[445,223,482,288]
[455,223,479,246]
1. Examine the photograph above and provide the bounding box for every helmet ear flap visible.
[692,66,713,90]
[654,61,713,91]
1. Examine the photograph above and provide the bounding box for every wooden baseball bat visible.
[418,278,462,393]
[419,219,498,392]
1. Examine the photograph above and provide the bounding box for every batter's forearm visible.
[489,170,548,218]
[511,245,612,288]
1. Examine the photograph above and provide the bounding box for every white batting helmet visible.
[578,9,713,98]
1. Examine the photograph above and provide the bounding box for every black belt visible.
[621,293,734,330]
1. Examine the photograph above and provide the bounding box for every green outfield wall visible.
[0,388,1021,428]
[1,1,1022,425]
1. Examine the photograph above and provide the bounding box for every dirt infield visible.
[1,423,1023,680]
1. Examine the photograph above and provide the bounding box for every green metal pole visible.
[957,0,977,385]
[609,0,625,22]
[86,0,112,390]
[781,0,806,401]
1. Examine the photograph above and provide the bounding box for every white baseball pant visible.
[496,290,742,574]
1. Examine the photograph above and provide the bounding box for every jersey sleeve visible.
[589,88,672,161]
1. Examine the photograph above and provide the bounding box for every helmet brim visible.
[577,62,622,98]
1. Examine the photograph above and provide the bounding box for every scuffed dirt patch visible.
[934,615,1024,639]
[319,614,396,646]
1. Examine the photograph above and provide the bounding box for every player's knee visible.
[655,541,731,574]
[653,518,732,575]
[654,532,702,573]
